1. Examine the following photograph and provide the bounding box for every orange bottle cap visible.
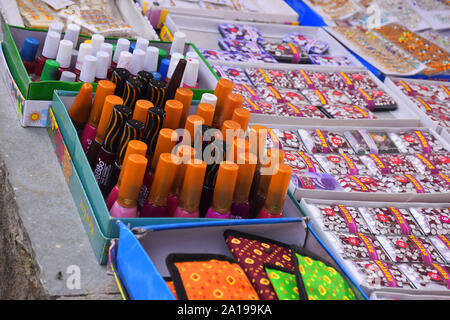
[163,99,183,130]
[171,145,196,195]
[175,88,193,128]
[69,82,93,125]
[264,164,293,215]
[148,153,180,206]
[248,124,268,165]
[231,108,251,132]
[95,95,124,143]
[232,138,250,163]
[196,103,215,126]
[179,159,207,213]
[117,140,148,188]
[221,120,242,142]
[151,128,178,170]
[117,154,148,208]
[258,148,285,196]
[233,152,257,203]
[184,115,204,145]
[133,100,153,123]
[213,78,234,126]
[220,93,244,126]
[88,80,116,127]
[211,161,239,214]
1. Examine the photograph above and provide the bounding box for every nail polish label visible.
[405,174,425,194]
[341,153,358,175]
[388,207,411,235]
[413,130,431,153]
[373,260,398,288]
[415,153,439,174]
[432,264,450,289]
[358,233,379,260]
[337,205,358,233]
[408,235,433,264]
[370,153,390,174]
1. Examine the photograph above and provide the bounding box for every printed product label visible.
[437,235,450,249]
[358,233,379,260]
[370,153,390,174]
[298,152,317,173]
[341,153,358,175]
[299,70,314,88]
[408,235,433,264]
[416,97,432,112]
[413,131,431,153]
[348,175,369,192]
[287,103,303,115]
[314,90,328,105]
[258,68,272,84]
[388,207,411,235]
[415,154,438,174]
[337,205,358,233]
[315,129,331,153]
[432,264,450,289]
[405,174,425,194]
[373,260,398,288]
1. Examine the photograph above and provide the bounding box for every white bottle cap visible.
[182,58,199,87]
[60,71,76,82]
[113,38,130,64]
[130,49,146,76]
[144,46,159,73]
[100,42,113,61]
[116,51,133,71]
[75,43,92,71]
[79,55,97,83]
[56,39,74,68]
[42,31,61,59]
[135,37,149,52]
[90,34,104,55]
[64,23,80,47]
[200,93,217,107]
[186,51,199,62]
[48,22,63,35]
[170,31,187,56]
[95,51,110,80]
[166,52,184,80]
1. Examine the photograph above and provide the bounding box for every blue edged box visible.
[109,194,368,300]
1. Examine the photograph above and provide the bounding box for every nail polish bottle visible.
[132,99,153,123]
[164,53,183,83]
[163,100,183,130]
[68,83,93,134]
[80,80,116,152]
[173,159,207,218]
[231,108,251,132]
[59,71,76,82]
[196,103,215,127]
[111,38,131,70]
[135,37,149,52]
[167,145,196,217]
[95,51,111,82]
[184,115,205,146]
[48,22,63,35]
[99,42,114,79]
[55,39,74,79]
[106,140,147,210]
[111,68,131,98]
[85,95,124,167]
[165,59,187,104]
[92,105,133,196]
[39,59,60,81]
[138,127,176,208]
[74,43,93,81]
[221,120,242,143]
[20,36,40,75]
[200,93,217,108]
[140,153,179,217]
[78,55,97,83]
[116,51,133,72]
[247,125,269,202]
[175,88,194,128]
[182,58,199,89]
[35,31,60,78]
[90,34,105,57]
[144,46,159,73]
[170,31,187,56]
[130,49,146,77]
[109,154,147,218]
[205,161,238,219]
[212,78,234,129]
[158,58,170,81]
[63,23,80,47]
[230,153,257,219]
[220,93,245,128]
[136,70,154,96]
[256,164,293,219]
[250,148,285,218]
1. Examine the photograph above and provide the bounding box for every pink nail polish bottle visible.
[35,31,60,79]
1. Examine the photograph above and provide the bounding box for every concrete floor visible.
[0,64,120,299]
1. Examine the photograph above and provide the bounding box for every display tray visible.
[143,0,299,25]
[324,26,427,77]
[206,62,421,127]
[299,198,450,298]
[276,124,450,203]
[110,206,369,300]
[163,13,362,68]
[384,76,450,134]
[0,24,216,127]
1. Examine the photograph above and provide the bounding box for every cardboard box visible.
[1,24,216,127]
[109,210,369,300]
[299,198,450,298]
[207,62,421,128]
[163,13,362,68]
[48,90,301,264]
[384,76,450,134]
[142,0,299,26]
